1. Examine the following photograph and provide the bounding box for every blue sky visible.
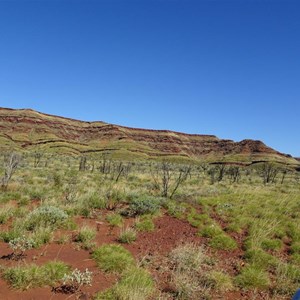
[0,0,299,156]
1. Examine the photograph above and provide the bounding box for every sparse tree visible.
[1,152,21,190]
[151,161,191,198]
[33,151,44,168]
[227,166,241,183]
[216,164,226,182]
[258,162,279,185]
[79,156,87,171]
[280,165,289,184]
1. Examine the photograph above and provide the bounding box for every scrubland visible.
[0,152,299,299]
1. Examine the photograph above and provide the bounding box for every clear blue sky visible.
[0,0,299,156]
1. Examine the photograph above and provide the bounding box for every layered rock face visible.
[0,107,297,165]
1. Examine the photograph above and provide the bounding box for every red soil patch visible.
[0,241,116,300]
[0,210,291,299]
[125,214,200,258]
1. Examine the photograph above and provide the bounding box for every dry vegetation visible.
[0,151,299,299]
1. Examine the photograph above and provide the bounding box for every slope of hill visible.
[0,107,298,166]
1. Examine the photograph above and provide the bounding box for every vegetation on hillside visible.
[0,150,299,299]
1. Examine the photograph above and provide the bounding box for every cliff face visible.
[0,107,297,165]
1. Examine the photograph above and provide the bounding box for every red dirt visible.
[0,241,117,300]
[126,214,200,258]
[0,210,291,299]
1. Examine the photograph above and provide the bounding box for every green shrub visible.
[62,268,93,292]
[235,266,270,290]
[290,253,300,265]
[135,217,155,232]
[95,289,116,300]
[84,192,107,209]
[93,244,135,273]
[209,234,237,250]
[286,222,300,241]
[31,226,53,248]
[28,189,45,201]
[261,238,283,251]
[0,204,14,224]
[0,191,21,204]
[3,261,70,290]
[114,267,154,300]
[124,196,161,216]
[244,248,278,270]
[25,206,68,230]
[208,270,233,292]
[187,212,204,228]
[75,225,96,249]
[225,222,243,233]
[118,227,137,244]
[276,262,300,283]
[165,200,186,219]
[106,213,123,227]
[75,225,96,243]
[8,235,34,256]
[170,243,206,272]
[96,267,154,300]
[199,225,223,238]
[290,242,300,254]
[0,227,24,243]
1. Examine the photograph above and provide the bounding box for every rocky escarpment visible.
[0,107,297,165]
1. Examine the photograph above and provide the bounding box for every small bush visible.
[261,238,283,251]
[208,270,233,292]
[114,267,154,300]
[3,261,70,290]
[95,289,116,300]
[9,235,34,256]
[61,268,92,292]
[209,234,237,250]
[235,266,270,290]
[31,226,53,248]
[187,212,204,228]
[25,206,68,230]
[83,192,107,210]
[0,204,14,224]
[170,243,206,272]
[290,242,300,254]
[0,227,24,243]
[106,213,123,227]
[276,262,300,283]
[93,244,135,273]
[124,196,161,216]
[96,267,154,300]
[244,248,278,270]
[290,253,300,265]
[135,216,155,232]
[0,191,21,204]
[118,227,137,244]
[75,225,96,249]
[199,225,223,238]
[165,200,186,219]
[75,225,96,243]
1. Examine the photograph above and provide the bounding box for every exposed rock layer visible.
[0,107,297,165]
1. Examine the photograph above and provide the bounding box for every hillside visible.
[0,107,298,166]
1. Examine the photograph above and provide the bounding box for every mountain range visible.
[0,107,298,166]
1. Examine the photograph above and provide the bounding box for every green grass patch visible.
[92,244,135,273]
[96,267,154,300]
[209,234,237,250]
[235,266,270,290]
[3,261,69,290]
[106,213,123,227]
